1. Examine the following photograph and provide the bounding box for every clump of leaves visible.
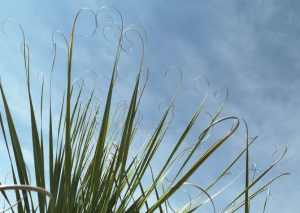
[0,7,288,213]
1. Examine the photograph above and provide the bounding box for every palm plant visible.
[0,7,288,213]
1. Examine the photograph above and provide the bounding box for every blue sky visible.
[0,0,299,212]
